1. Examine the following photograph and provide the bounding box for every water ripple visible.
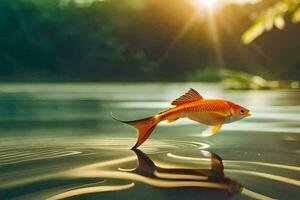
[0,137,298,199]
[47,183,135,200]
[0,149,82,165]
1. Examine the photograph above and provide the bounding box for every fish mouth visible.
[246,112,251,117]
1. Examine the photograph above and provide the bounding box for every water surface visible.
[0,83,299,199]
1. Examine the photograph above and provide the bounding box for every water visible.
[0,83,299,200]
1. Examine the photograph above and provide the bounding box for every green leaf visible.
[292,8,300,23]
[241,21,264,44]
[274,16,285,29]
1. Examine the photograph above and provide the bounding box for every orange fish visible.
[112,88,251,149]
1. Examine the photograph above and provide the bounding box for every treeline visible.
[0,0,299,81]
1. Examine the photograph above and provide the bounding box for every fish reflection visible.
[51,149,283,200]
[129,149,243,198]
[57,150,243,199]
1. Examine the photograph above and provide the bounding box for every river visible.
[0,83,299,199]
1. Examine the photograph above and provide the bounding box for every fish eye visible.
[240,109,245,114]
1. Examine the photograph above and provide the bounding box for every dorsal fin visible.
[171,88,203,106]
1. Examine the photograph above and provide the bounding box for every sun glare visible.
[189,0,219,11]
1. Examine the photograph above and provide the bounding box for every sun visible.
[189,0,219,11]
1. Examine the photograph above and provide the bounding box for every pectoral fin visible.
[201,123,223,137]
[212,123,222,135]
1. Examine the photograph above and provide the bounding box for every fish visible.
[112,88,251,149]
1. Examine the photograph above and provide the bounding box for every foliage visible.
[0,0,157,81]
[242,0,300,44]
[186,67,221,82]
[0,0,299,81]
[220,69,270,90]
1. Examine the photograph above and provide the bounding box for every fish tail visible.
[111,113,159,149]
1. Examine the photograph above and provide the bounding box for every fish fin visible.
[166,117,179,123]
[201,123,223,137]
[171,88,203,106]
[211,123,223,135]
[210,152,224,174]
[111,113,158,149]
[132,149,156,173]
